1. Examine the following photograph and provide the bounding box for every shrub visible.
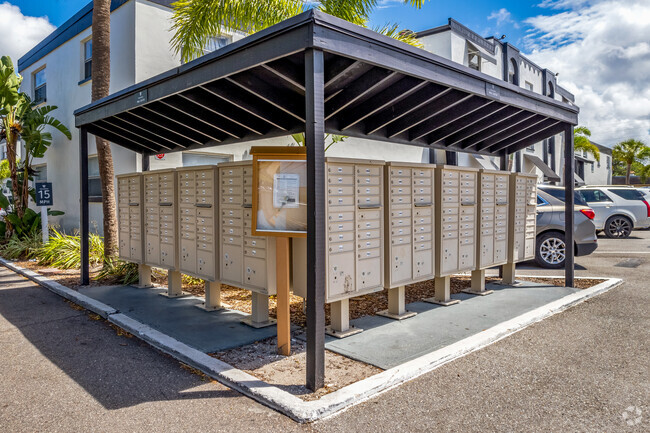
[0,230,42,259]
[95,258,138,285]
[34,229,104,269]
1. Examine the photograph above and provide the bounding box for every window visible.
[467,47,480,71]
[83,39,92,80]
[33,68,46,103]
[526,144,535,152]
[33,164,47,181]
[597,158,601,168]
[591,161,594,173]
[547,81,555,98]
[606,156,610,169]
[88,156,102,201]
[537,195,549,206]
[580,189,611,202]
[538,186,589,206]
[525,81,533,91]
[181,152,231,167]
[609,189,644,201]
[203,35,232,54]
[508,59,518,85]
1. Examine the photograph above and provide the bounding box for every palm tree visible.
[171,0,426,63]
[91,0,119,259]
[612,139,650,184]
[573,126,600,162]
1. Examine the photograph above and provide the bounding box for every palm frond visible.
[373,23,423,47]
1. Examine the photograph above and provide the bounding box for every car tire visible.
[535,231,566,269]
[604,215,632,239]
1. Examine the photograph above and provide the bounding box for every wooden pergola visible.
[74,10,579,391]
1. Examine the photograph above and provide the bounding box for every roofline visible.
[589,141,613,154]
[416,18,496,55]
[17,0,173,72]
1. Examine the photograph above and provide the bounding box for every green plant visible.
[33,228,103,269]
[290,133,346,152]
[95,258,139,285]
[0,230,42,260]
[612,139,650,184]
[573,126,600,162]
[1,207,64,241]
[171,0,426,63]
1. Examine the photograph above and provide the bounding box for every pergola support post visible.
[79,127,90,286]
[305,48,326,391]
[498,151,509,279]
[563,125,575,287]
[139,155,153,289]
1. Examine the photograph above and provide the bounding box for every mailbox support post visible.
[167,271,184,298]
[378,286,417,320]
[241,293,275,327]
[137,264,153,288]
[501,262,517,285]
[425,276,460,306]
[197,280,223,310]
[326,299,362,338]
[79,127,90,286]
[563,125,575,288]
[305,48,326,391]
[498,151,509,280]
[465,269,494,296]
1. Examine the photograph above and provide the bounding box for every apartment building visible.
[17,3,589,232]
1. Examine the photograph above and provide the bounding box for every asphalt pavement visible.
[0,230,648,432]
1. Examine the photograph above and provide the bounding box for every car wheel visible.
[535,231,566,269]
[604,215,632,239]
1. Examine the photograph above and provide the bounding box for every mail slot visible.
[508,172,537,263]
[117,173,144,264]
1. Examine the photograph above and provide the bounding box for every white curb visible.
[0,258,623,423]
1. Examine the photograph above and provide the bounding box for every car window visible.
[609,189,644,201]
[580,189,612,202]
[537,195,548,206]
[539,187,588,206]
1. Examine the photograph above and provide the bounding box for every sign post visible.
[34,182,53,244]
[251,147,307,356]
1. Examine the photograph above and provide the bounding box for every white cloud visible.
[488,8,512,27]
[525,0,650,146]
[0,2,55,66]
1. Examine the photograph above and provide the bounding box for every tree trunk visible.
[92,0,119,259]
[626,163,631,185]
[6,134,21,218]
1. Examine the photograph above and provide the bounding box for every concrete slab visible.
[325,281,580,369]
[78,285,278,353]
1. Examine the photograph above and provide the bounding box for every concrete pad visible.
[325,282,580,369]
[79,285,277,353]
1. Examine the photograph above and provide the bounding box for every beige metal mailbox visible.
[323,158,385,337]
[502,172,537,284]
[117,173,144,264]
[464,169,510,295]
[218,161,280,327]
[142,169,185,297]
[379,162,436,320]
[428,165,479,306]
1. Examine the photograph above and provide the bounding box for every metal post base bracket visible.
[325,325,364,339]
[159,291,191,299]
[376,309,418,320]
[195,303,229,312]
[461,289,494,296]
[136,264,154,289]
[241,317,277,329]
[423,298,461,306]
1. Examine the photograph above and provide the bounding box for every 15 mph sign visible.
[35,182,53,206]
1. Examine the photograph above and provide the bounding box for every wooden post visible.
[276,237,291,356]
[564,124,575,287]
[79,127,89,286]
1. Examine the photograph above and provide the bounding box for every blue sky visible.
[3,0,650,146]
[12,0,570,54]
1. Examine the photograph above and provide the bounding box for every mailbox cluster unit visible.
[384,162,436,288]
[143,169,178,270]
[435,166,479,276]
[177,166,219,281]
[219,161,277,296]
[509,172,538,263]
[325,158,385,303]
[117,173,144,264]
[476,169,510,269]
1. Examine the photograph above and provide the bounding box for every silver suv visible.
[577,186,650,238]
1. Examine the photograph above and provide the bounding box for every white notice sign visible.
[273,173,300,209]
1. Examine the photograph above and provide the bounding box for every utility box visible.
[476,169,510,269]
[176,166,219,281]
[508,173,537,262]
[324,158,385,303]
[435,166,478,276]
[219,161,278,296]
[143,169,178,270]
[117,173,144,264]
[384,162,436,288]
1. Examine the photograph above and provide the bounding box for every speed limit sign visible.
[35,182,53,206]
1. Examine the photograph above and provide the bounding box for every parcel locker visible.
[475,169,510,269]
[218,161,278,296]
[434,166,478,276]
[324,158,385,303]
[508,172,537,263]
[143,169,178,270]
[117,173,144,264]
[384,162,436,288]
[176,166,219,281]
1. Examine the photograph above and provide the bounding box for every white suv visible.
[578,186,650,238]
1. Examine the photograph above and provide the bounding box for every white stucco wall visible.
[134,0,181,82]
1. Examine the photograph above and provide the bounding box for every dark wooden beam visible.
[88,123,161,153]
[425,103,506,145]
[324,59,372,93]
[441,107,524,147]
[336,77,426,130]
[132,106,212,145]
[161,96,244,139]
[261,60,305,93]
[365,83,448,135]
[147,102,226,143]
[305,48,326,392]
[117,111,194,147]
[201,82,296,131]
[504,123,566,154]
[387,90,471,138]
[488,118,560,153]
[325,68,397,120]
[227,71,305,121]
[466,112,541,150]
[99,118,174,150]
[408,96,492,141]
[79,127,89,286]
[563,124,575,288]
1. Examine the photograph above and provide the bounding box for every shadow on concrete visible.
[0,282,239,410]
[517,260,587,271]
